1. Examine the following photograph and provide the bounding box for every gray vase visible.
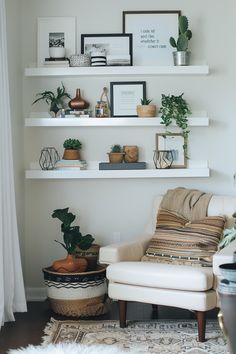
[173,51,191,66]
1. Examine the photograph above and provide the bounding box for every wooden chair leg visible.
[196,311,206,342]
[152,304,158,319]
[118,300,127,328]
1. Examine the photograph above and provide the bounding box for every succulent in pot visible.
[136,98,157,118]
[63,138,82,160]
[107,144,124,163]
[51,207,95,273]
[169,15,192,66]
[32,82,71,117]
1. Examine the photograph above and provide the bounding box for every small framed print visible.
[81,33,133,66]
[110,81,146,117]
[37,17,76,66]
[156,133,187,168]
[123,10,180,65]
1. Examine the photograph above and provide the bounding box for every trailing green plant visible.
[140,98,152,105]
[110,144,122,153]
[160,93,191,158]
[63,138,82,150]
[32,82,71,115]
[52,207,94,254]
[169,15,192,51]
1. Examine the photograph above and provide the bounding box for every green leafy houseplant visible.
[52,207,94,254]
[169,15,192,51]
[32,82,71,116]
[63,138,82,150]
[160,93,191,157]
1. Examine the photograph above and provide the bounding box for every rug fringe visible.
[41,318,58,345]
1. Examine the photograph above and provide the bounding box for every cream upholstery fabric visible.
[107,262,214,291]
[99,194,236,313]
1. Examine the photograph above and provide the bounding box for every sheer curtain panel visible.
[0,0,27,326]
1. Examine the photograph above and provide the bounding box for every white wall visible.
[18,0,236,297]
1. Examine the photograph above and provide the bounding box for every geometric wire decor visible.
[39,147,60,170]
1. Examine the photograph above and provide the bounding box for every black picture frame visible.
[81,33,133,66]
[123,10,180,65]
[110,81,146,117]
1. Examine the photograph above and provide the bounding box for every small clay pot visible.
[123,145,139,163]
[108,152,124,163]
[63,149,81,160]
[136,104,157,117]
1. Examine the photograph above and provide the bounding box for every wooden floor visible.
[0,301,218,354]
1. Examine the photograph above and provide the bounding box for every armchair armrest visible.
[99,234,153,264]
[213,239,236,276]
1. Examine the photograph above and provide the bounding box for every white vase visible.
[49,47,66,58]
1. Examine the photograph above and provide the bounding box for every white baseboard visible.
[26,287,47,301]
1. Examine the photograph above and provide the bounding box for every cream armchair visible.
[99,195,236,342]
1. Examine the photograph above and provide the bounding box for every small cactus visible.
[170,15,192,51]
[110,144,122,153]
[140,98,152,105]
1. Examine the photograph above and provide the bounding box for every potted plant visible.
[169,15,192,66]
[42,208,109,317]
[159,93,191,158]
[51,207,95,273]
[136,98,157,118]
[32,82,71,117]
[107,144,124,163]
[63,138,82,160]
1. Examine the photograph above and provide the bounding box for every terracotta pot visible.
[123,145,139,163]
[136,104,157,117]
[63,149,81,160]
[107,152,124,163]
[52,254,88,273]
[69,88,89,110]
[75,244,101,271]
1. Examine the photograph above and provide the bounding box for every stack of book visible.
[44,58,70,67]
[65,109,93,118]
[55,160,87,170]
[106,55,131,66]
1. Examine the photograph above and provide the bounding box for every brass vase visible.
[69,88,89,110]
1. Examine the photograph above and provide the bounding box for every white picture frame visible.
[123,11,180,66]
[37,17,76,67]
[156,133,187,168]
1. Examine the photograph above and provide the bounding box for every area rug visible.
[36,318,228,354]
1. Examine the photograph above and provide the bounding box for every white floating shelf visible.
[25,168,210,180]
[25,115,209,127]
[24,65,209,77]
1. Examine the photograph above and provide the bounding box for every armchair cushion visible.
[107,261,214,291]
[142,209,226,267]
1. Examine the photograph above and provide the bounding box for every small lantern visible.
[153,150,174,169]
[39,147,60,170]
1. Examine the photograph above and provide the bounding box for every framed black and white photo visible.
[156,133,187,168]
[110,81,146,117]
[81,34,133,66]
[123,11,180,65]
[37,17,76,66]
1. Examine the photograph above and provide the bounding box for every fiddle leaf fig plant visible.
[52,207,94,255]
[32,82,71,116]
[160,93,191,158]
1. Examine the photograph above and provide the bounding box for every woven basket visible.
[43,265,110,317]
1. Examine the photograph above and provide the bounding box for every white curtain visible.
[0,0,27,326]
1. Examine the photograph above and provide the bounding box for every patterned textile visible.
[41,318,229,354]
[142,209,226,267]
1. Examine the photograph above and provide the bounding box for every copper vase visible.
[69,88,89,110]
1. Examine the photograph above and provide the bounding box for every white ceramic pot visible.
[49,47,66,58]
